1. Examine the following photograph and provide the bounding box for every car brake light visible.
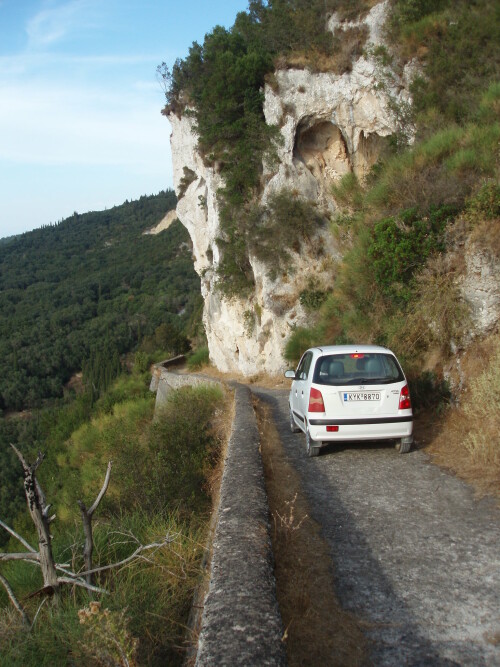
[350,353,364,358]
[308,387,325,412]
[399,385,411,410]
[326,425,339,432]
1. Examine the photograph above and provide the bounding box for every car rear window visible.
[312,353,404,386]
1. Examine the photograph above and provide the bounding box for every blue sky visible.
[0,0,249,238]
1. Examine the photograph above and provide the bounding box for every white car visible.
[285,345,413,457]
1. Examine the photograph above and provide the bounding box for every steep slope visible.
[169,1,413,375]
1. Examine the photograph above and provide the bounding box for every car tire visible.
[396,438,412,454]
[289,407,301,433]
[306,428,320,457]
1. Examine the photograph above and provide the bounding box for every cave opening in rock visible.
[294,119,388,184]
[294,120,351,184]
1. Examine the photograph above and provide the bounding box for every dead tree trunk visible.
[78,461,112,585]
[11,446,59,595]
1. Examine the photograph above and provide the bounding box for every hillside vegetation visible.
[0,191,201,413]
[0,362,230,665]
[0,194,226,665]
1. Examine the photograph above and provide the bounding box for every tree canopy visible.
[0,191,200,412]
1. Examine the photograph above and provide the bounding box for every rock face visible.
[168,1,411,375]
[461,244,500,335]
[143,209,177,236]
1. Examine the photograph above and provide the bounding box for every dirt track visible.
[255,388,500,666]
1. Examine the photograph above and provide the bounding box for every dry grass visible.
[427,333,500,499]
[192,363,289,390]
[389,253,471,360]
[469,216,500,260]
[255,398,368,666]
[204,388,234,505]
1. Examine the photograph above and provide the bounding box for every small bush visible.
[331,173,363,210]
[466,181,500,220]
[388,256,470,361]
[390,0,450,29]
[187,345,210,370]
[284,327,322,365]
[368,206,455,303]
[249,189,327,273]
[149,385,224,513]
[408,371,451,413]
[300,278,328,311]
[177,166,197,199]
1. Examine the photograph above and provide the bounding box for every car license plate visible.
[344,392,381,402]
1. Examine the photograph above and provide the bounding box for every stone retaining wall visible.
[150,358,221,415]
[150,367,286,665]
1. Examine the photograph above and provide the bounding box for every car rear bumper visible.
[308,417,413,442]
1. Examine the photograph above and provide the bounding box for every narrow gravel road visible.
[255,389,500,667]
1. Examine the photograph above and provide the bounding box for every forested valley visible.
[0,191,202,542]
[0,190,200,413]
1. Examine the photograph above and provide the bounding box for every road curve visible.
[255,388,500,667]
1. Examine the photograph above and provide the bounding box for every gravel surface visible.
[256,389,500,667]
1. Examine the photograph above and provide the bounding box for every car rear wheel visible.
[396,438,412,454]
[289,407,301,433]
[306,428,320,457]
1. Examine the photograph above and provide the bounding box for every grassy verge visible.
[427,333,500,499]
[0,373,232,666]
[255,397,367,666]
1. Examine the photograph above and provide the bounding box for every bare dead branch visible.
[0,573,30,626]
[88,461,112,517]
[0,518,37,553]
[35,478,48,512]
[65,537,175,578]
[31,597,48,630]
[10,444,44,475]
[77,461,113,585]
[57,577,107,594]
[9,443,26,469]
[0,552,40,563]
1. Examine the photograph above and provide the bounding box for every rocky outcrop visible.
[461,244,500,335]
[143,209,178,235]
[168,1,412,376]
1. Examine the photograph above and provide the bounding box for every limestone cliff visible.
[167,1,416,375]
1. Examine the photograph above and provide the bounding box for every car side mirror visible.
[284,370,296,379]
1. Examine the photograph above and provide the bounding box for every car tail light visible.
[326,425,339,432]
[308,387,325,413]
[399,385,411,410]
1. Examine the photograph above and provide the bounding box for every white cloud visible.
[0,52,163,80]
[26,0,98,49]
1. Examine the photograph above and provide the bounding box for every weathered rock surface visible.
[142,209,178,235]
[461,243,500,335]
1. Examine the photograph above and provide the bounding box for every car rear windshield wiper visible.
[344,377,395,385]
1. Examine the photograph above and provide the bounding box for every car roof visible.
[308,344,394,355]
